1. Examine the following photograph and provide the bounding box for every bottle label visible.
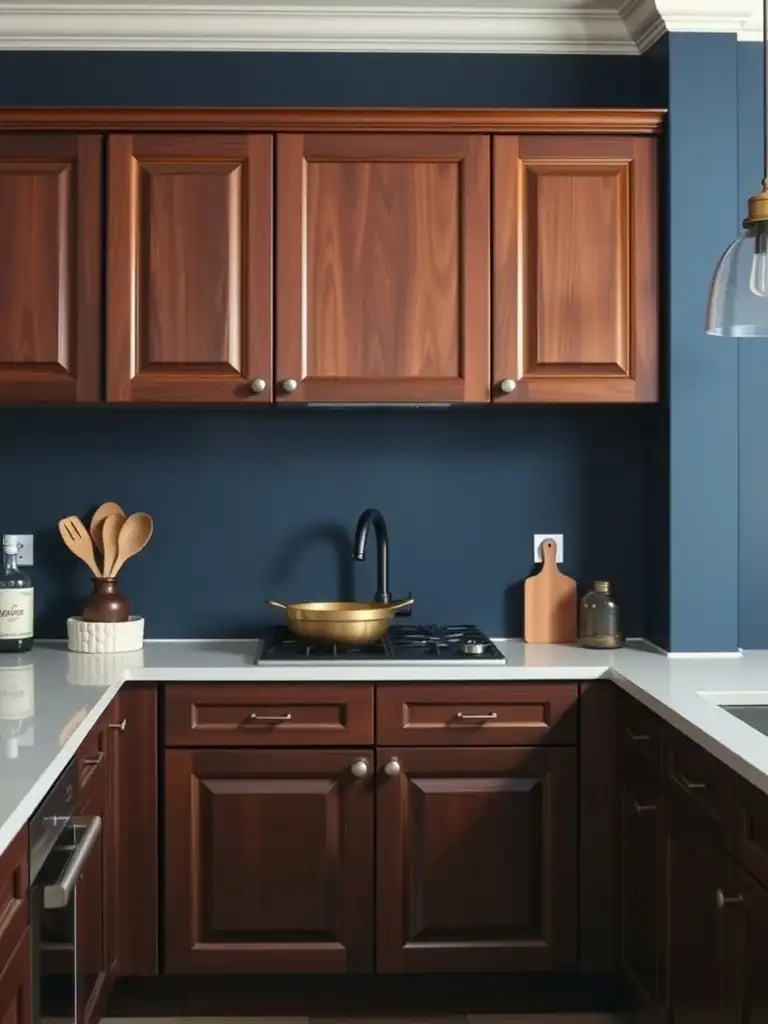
[0,589,33,640]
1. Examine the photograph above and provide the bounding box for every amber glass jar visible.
[579,580,624,649]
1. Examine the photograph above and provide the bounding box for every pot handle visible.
[387,598,415,613]
[267,600,288,610]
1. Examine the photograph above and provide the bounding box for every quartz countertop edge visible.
[2,638,768,860]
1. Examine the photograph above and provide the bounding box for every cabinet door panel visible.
[164,747,373,974]
[0,134,101,403]
[0,929,30,1024]
[732,861,768,1024]
[494,135,657,403]
[376,745,578,972]
[107,134,272,403]
[277,133,489,403]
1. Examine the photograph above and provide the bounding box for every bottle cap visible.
[1,535,18,553]
[593,580,611,593]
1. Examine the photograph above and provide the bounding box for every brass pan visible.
[267,598,415,646]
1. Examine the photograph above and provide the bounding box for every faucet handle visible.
[392,593,414,617]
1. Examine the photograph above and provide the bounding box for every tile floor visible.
[103,1015,626,1023]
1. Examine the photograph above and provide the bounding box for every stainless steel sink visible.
[720,704,768,738]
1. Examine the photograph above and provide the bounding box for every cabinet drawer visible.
[165,684,374,746]
[618,693,663,777]
[733,777,768,887]
[77,705,113,800]
[665,730,730,832]
[0,829,28,965]
[376,683,578,746]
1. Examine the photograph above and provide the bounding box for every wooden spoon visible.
[100,513,124,578]
[58,516,103,577]
[110,513,154,578]
[90,501,126,556]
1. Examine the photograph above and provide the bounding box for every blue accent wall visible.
[0,52,665,642]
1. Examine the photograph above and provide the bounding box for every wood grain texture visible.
[276,132,489,403]
[523,539,577,643]
[0,108,667,134]
[0,929,30,1024]
[0,134,101,403]
[107,133,273,403]
[0,830,27,970]
[165,683,374,747]
[493,135,658,403]
[376,682,579,746]
[164,747,374,974]
[375,745,579,973]
[112,685,159,976]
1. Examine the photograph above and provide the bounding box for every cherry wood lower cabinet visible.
[163,747,374,973]
[0,830,29,1024]
[376,745,578,972]
[0,929,31,1024]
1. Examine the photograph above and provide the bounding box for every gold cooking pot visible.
[267,598,414,646]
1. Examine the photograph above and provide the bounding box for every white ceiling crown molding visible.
[0,0,761,55]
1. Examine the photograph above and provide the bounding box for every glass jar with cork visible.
[579,580,624,649]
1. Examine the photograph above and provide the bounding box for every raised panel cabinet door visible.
[164,747,374,974]
[111,686,159,976]
[276,133,490,403]
[493,135,658,403]
[667,819,730,1024]
[0,134,101,403]
[376,745,578,973]
[619,754,667,1022]
[730,861,768,1024]
[0,929,30,1024]
[107,134,273,403]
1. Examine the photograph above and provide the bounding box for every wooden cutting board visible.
[524,538,577,644]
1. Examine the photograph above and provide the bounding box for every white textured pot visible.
[67,616,144,654]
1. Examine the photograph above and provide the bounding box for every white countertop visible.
[2,638,768,860]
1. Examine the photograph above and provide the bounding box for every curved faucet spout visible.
[353,508,390,604]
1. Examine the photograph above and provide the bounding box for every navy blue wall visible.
[0,53,663,640]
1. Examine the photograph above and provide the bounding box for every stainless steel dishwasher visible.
[29,758,103,1024]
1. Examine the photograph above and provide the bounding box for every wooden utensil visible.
[524,538,577,644]
[58,516,103,578]
[109,512,154,578]
[100,513,123,578]
[90,501,126,555]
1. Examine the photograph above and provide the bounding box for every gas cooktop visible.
[258,624,506,664]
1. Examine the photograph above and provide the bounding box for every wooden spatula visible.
[110,512,154,578]
[524,538,577,644]
[90,501,126,554]
[58,516,103,577]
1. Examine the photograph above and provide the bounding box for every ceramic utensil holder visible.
[67,616,144,654]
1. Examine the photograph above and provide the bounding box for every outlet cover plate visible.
[15,535,33,566]
[534,533,563,564]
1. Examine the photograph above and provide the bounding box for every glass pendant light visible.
[706,0,768,337]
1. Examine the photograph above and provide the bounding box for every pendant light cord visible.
[763,0,767,186]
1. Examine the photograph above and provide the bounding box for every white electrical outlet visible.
[533,533,563,564]
[15,535,34,566]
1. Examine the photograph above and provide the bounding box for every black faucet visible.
[353,508,412,614]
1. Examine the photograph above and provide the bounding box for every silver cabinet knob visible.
[716,889,744,909]
[249,378,267,394]
[350,758,370,778]
[500,378,517,394]
[384,757,401,777]
[109,719,127,732]
[282,378,298,393]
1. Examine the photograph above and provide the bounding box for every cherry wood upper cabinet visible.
[276,133,490,404]
[375,745,578,973]
[107,134,273,403]
[493,135,658,403]
[164,747,374,974]
[0,134,101,403]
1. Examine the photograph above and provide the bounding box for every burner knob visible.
[350,758,370,778]
[384,757,401,777]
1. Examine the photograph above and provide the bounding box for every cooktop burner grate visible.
[259,624,505,662]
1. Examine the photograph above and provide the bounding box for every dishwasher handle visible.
[43,815,102,910]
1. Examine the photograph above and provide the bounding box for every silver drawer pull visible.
[109,719,127,732]
[455,712,498,722]
[83,752,105,767]
[634,801,657,813]
[626,728,650,742]
[678,771,707,791]
[716,889,744,909]
[248,712,292,722]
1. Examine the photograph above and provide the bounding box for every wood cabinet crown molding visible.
[0,0,760,55]
[0,107,666,134]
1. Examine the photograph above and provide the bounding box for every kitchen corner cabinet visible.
[493,136,658,403]
[106,134,273,403]
[0,134,102,403]
[275,133,490,404]
[0,831,30,1024]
